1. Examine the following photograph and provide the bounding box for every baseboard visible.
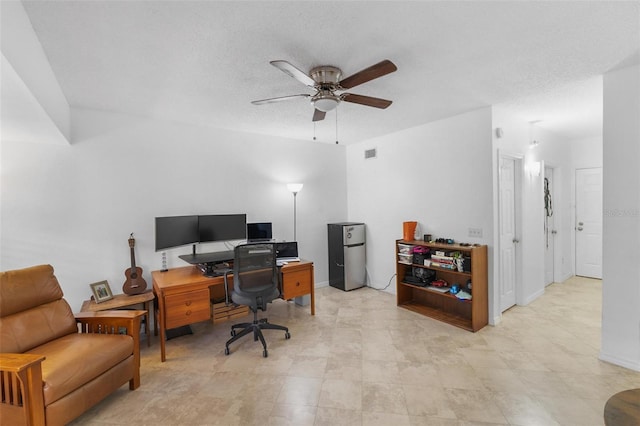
[521,288,545,306]
[558,272,573,283]
[599,351,640,372]
[491,314,502,326]
[315,280,329,288]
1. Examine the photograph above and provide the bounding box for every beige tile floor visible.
[72,276,639,425]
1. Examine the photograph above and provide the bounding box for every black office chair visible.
[224,243,290,357]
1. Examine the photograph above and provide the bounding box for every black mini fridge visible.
[328,222,366,291]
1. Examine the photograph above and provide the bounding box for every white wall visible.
[0,0,70,143]
[1,107,347,311]
[491,106,574,320]
[600,63,640,371]
[346,107,494,300]
[492,108,543,313]
[569,136,602,169]
[536,127,574,282]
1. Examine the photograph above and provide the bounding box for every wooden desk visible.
[152,260,314,362]
[604,388,640,426]
[80,290,155,347]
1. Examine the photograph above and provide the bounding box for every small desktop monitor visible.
[275,241,299,259]
[155,215,199,251]
[247,222,273,242]
[198,214,247,243]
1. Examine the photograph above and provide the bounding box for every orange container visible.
[403,221,417,241]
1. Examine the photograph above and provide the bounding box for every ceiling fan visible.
[251,59,397,122]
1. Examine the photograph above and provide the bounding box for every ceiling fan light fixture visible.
[312,92,340,112]
[314,98,339,112]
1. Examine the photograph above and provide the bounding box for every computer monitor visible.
[247,222,273,242]
[198,214,247,243]
[155,215,199,251]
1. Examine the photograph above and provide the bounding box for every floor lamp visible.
[287,183,303,241]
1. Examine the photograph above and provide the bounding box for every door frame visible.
[497,150,524,315]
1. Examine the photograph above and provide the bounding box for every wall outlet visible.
[468,227,483,238]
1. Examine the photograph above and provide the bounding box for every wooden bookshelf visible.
[396,240,488,332]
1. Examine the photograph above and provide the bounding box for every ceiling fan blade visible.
[270,60,316,87]
[251,94,310,105]
[341,93,392,109]
[312,109,326,122]
[339,60,397,89]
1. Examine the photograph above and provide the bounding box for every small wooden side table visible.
[81,290,155,347]
[604,388,640,426]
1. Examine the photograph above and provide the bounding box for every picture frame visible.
[90,280,113,303]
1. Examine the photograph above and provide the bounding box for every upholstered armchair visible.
[0,264,145,426]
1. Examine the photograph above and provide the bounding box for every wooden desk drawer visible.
[282,270,311,299]
[165,289,210,329]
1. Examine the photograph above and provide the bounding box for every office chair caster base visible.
[224,347,230,356]
[263,349,268,358]
[285,331,291,339]
[230,330,236,337]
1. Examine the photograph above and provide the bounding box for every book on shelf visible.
[431,254,453,261]
[426,286,450,293]
[429,261,456,270]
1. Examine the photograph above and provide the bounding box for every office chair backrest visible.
[233,243,278,299]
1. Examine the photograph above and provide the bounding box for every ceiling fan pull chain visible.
[335,108,339,144]
[313,122,316,141]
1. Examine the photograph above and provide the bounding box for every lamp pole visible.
[287,183,303,241]
[293,191,298,241]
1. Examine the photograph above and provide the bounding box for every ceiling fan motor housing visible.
[310,66,342,85]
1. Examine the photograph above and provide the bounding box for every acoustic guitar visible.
[123,233,147,295]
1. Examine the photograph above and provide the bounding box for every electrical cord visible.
[365,266,395,291]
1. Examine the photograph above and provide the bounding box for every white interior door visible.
[544,166,555,286]
[575,168,603,278]
[499,156,518,311]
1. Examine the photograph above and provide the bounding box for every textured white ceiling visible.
[20,1,640,144]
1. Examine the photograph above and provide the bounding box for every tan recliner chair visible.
[0,265,145,426]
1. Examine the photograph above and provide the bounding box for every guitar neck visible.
[130,246,136,270]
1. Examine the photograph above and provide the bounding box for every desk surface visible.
[153,260,313,289]
[153,266,223,289]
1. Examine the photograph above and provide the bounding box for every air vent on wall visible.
[364,148,377,159]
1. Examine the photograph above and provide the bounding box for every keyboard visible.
[276,257,300,266]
